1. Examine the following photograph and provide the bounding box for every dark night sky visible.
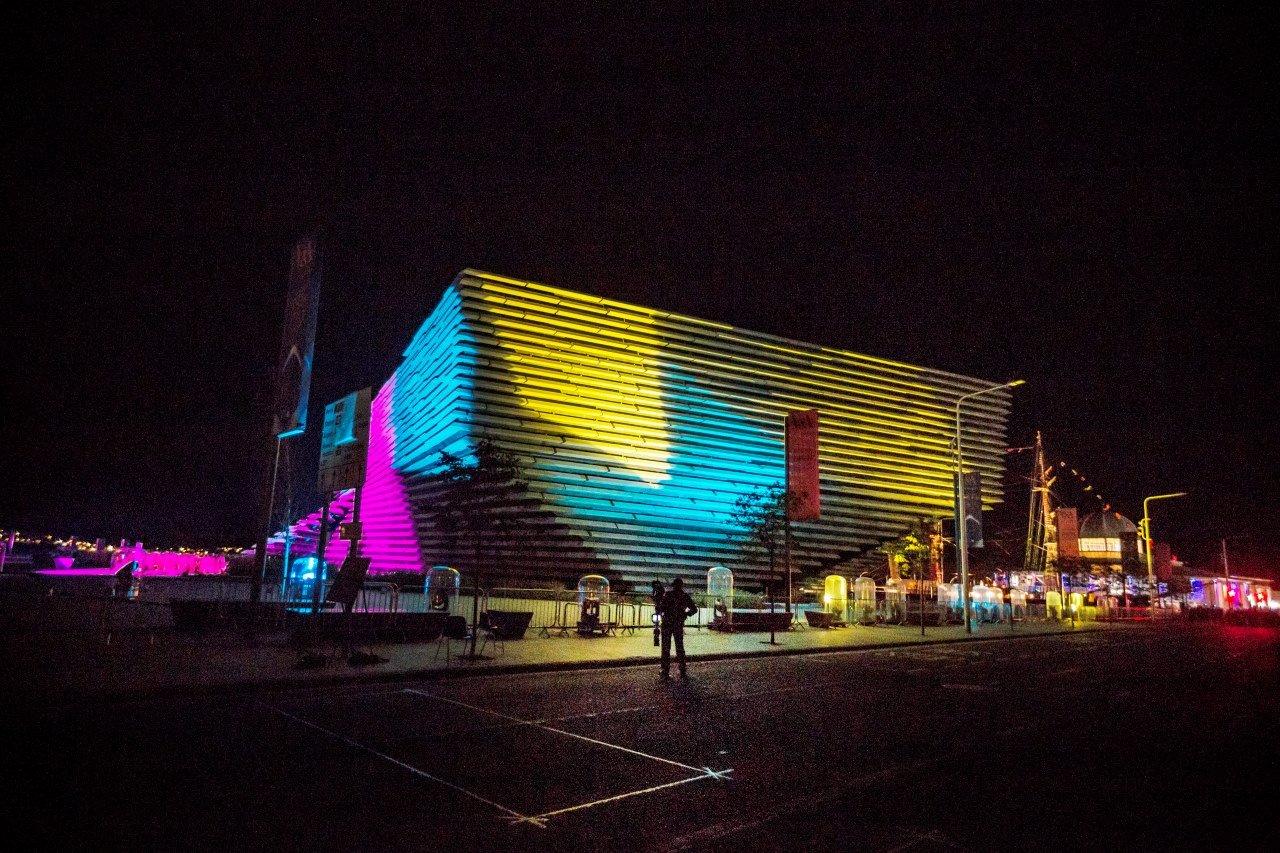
[3,4,1277,575]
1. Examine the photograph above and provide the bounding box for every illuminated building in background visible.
[1186,575,1274,610]
[1075,511,1143,563]
[286,270,1015,588]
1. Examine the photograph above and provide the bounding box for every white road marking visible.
[529,770,730,821]
[402,688,722,776]
[536,702,665,724]
[885,828,964,852]
[271,706,536,826]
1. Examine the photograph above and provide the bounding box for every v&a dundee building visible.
[293,270,1014,589]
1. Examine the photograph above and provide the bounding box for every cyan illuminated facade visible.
[350,269,1014,588]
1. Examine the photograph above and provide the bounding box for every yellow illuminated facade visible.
[362,269,1013,587]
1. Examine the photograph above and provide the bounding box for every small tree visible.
[430,441,527,567]
[879,519,932,581]
[425,439,533,656]
[879,518,934,633]
[729,483,799,599]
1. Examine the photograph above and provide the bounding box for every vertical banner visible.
[318,387,372,494]
[1055,507,1080,559]
[274,237,322,438]
[785,409,821,520]
[1154,541,1173,580]
[962,471,984,548]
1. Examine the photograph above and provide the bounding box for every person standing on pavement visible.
[657,576,697,680]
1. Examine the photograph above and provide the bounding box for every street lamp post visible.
[955,379,1025,634]
[1141,491,1187,611]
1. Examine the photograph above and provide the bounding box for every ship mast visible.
[1023,431,1059,593]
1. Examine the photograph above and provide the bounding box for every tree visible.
[879,519,932,581]
[424,439,533,656]
[729,483,799,597]
[428,440,530,565]
[879,518,934,633]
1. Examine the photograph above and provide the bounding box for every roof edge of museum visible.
[453,268,1012,393]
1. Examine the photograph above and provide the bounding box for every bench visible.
[803,610,847,629]
[485,609,533,640]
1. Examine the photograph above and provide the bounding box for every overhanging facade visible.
[353,270,1013,588]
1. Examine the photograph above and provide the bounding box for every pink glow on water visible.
[41,551,227,576]
[110,547,227,576]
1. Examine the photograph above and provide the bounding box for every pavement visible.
[0,590,1100,705]
[4,622,1277,851]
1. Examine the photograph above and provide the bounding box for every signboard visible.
[961,471,984,548]
[273,237,322,438]
[1056,507,1080,559]
[325,555,371,611]
[785,409,821,520]
[318,387,372,494]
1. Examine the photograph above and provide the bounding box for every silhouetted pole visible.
[251,436,283,605]
[311,492,333,615]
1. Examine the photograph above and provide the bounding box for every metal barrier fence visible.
[18,573,405,613]
[10,573,1118,642]
[414,588,813,634]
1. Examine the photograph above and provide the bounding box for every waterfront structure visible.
[275,270,1015,589]
[1185,574,1274,610]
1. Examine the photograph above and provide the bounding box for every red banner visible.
[1154,541,1173,580]
[785,409,821,520]
[1056,507,1080,559]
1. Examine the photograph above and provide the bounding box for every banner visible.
[961,471,984,548]
[785,409,821,520]
[273,237,322,438]
[1154,541,1173,580]
[318,387,372,493]
[1056,507,1080,559]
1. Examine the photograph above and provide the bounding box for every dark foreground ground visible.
[6,624,1278,851]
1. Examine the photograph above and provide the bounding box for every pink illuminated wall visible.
[265,376,423,575]
[269,287,465,576]
[264,491,355,565]
[357,374,424,574]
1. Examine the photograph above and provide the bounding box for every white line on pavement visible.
[270,705,537,827]
[402,688,720,776]
[529,770,731,822]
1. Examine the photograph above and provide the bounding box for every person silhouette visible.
[657,577,697,680]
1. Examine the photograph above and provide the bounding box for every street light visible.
[956,379,1025,634]
[1141,491,1187,611]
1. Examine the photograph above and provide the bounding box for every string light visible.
[1057,460,1113,512]
[0,530,238,555]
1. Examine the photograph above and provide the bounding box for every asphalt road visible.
[7,624,1278,851]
